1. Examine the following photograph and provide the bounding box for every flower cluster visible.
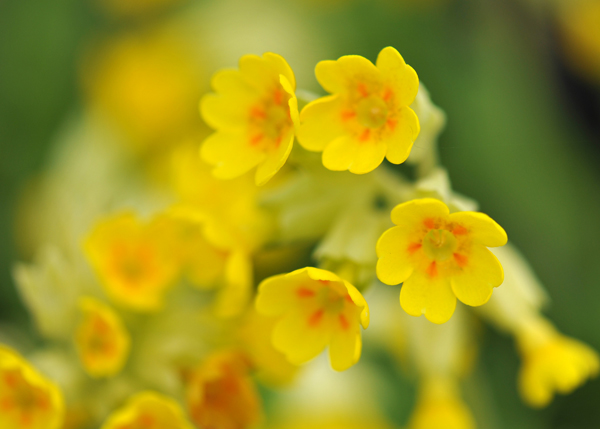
[3,31,597,429]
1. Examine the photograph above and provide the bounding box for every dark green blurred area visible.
[1,0,599,427]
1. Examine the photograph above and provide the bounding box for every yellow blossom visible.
[407,379,475,429]
[517,321,599,408]
[298,46,420,174]
[84,212,180,312]
[255,267,369,371]
[101,391,194,429]
[0,345,64,429]
[376,198,507,324]
[75,297,130,378]
[82,29,203,156]
[185,351,262,429]
[200,52,300,186]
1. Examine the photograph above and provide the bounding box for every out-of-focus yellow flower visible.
[255,267,369,371]
[100,391,194,429]
[75,297,130,378]
[82,29,203,155]
[298,46,420,174]
[200,52,300,186]
[270,415,394,429]
[185,351,261,429]
[558,0,600,84]
[407,378,475,429]
[0,345,64,429]
[84,212,180,312]
[377,198,507,324]
[517,320,599,408]
[238,309,299,387]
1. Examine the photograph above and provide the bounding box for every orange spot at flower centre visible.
[452,225,468,236]
[424,218,436,229]
[453,253,468,268]
[426,262,438,278]
[407,242,422,255]
[359,129,371,142]
[297,287,315,298]
[308,309,324,327]
[339,314,350,330]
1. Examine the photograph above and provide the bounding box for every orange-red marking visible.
[423,218,436,229]
[386,119,397,131]
[357,83,369,97]
[308,309,324,327]
[339,314,350,330]
[453,253,468,268]
[250,106,266,119]
[382,89,393,101]
[452,225,468,236]
[407,242,422,255]
[297,288,315,298]
[359,129,371,142]
[426,262,438,278]
[273,89,284,105]
[249,134,263,146]
[341,110,356,121]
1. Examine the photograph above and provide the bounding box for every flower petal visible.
[376,226,415,285]
[322,135,358,171]
[448,211,507,247]
[390,198,449,227]
[376,46,419,106]
[329,329,361,371]
[255,273,297,317]
[348,138,387,174]
[200,132,265,180]
[315,56,380,95]
[298,95,345,152]
[255,128,294,186]
[384,106,420,164]
[450,245,503,307]
[400,271,456,324]
[264,52,296,90]
[272,307,333,365]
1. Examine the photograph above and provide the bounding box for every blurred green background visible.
[1,0,599,427]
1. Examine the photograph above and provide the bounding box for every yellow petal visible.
[280,74,300,130]
[348,138,387,174]
[315,55,380,95]
[376,46,419,106]
[297,95,345,152]
[390,198,449,227]
[200,92,251,132]
[255,273,298,317]
[272,307,333,365]
[322,135,358,171]
[450,245,503,307]
[264,52,296,90]
[400,271,456,324]
[239,54,278,90]
[200,131,265,179]
[384,106,420,164]
[344,281,370,329]
[376,226,415,285]
[255,128,294,186]
[329,328,361,371]
[448,211,507,247]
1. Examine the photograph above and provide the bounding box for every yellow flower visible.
[185,351,261,429]
[255,267,369,371]
[101,391,194,429]
[200,52,300,186]
[84,212,180,312]
[298,46,420,174]
[407,379,475,429]
[0,345,64,429]
[376,198,507,324]
[517,322,599,408]
[75,297,130,378]
[82,29,203,155]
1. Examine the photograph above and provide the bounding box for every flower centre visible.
[316,287,345,313]
[356,95,389,129]
[263,104,289,140]
[422,229,457,262]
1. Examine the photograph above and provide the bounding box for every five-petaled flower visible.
[255,267,369,371]
[84,212,180,312]
[200,52,300,186]
[376,198,507,324]
[298,46,420,174]
[0,345,64,429]
[100,391,194,429]
[75,297,130,378]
